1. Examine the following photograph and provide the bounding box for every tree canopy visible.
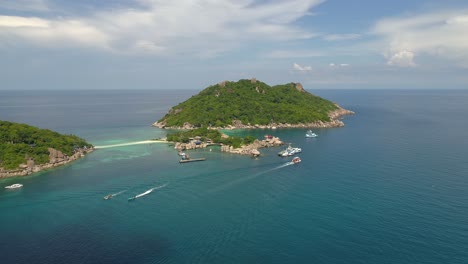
[157,79,338,128]
[0,121,92,170]
[166,127,254,148]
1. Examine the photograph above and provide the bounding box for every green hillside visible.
[156,79,338,128]
[0,121,93,170]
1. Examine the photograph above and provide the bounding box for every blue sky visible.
[1,0,467,90]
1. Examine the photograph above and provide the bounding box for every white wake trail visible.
[112,190,126,197]
[208,162,294,194]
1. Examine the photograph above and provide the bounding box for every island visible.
[153,78,354,130]
[0,120,94,178]
[157,79,353,157]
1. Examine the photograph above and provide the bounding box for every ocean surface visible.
[1,89,467,264]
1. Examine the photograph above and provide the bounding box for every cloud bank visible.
[0,0,324,56]
[373,9,468,67]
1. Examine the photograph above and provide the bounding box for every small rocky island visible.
[0,121,94,178]
[157,79,354,156]
[154,78,354,130]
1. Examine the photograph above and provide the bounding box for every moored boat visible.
[278,144,302,156]
[179,153,206,163]
[5,183,23,189]
[305,130,318,138]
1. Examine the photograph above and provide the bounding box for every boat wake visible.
[274,162,294,169]
[111,190,126,197]
[94,140,165,149]
[208,162,294,194]
[128,184,168,201]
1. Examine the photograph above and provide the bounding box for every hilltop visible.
[153,79,353,129]
[0,121,94,178]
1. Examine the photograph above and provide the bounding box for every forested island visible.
[154,78,354,129]
[0,121,93,178]
[158,79,354,156]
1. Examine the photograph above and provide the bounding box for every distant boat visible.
[128,188,153,201]
[5,183,23,189]
[103,194,113,200]
[305,130,318,138]
[292,157,301,164]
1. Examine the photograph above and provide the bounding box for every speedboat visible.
[103,194,113,200]
[292,157,301,164]
[305,130,318,138]
[5,183,23,189]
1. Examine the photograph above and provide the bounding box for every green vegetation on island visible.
[155,79,339,128]
[0,120,93,170]
[166,127,255,148]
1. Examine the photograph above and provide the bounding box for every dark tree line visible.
[0,121,92,169]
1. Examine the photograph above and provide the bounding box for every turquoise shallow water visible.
[1,89,468,264]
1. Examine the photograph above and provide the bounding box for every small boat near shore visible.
[305,130,318,138]
[179,153,206,163]
[278,144,302,156]
[5,183,23,189]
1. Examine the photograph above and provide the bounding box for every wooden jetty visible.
[179,158,206,163]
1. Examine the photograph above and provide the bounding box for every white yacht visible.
[305,130,318,138]
[5,183,23,189]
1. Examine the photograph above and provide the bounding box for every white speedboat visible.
[5,183,23,189]
[305,130,318,138]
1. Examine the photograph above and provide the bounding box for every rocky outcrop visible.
[328,104,355,119]
[220,136,283,156]
[172,134,283,157]
[0,147,94,178]
[295,82,305,92]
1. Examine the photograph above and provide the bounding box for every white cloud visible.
[0,16,49,28]
[0,0,324,56]
[293,63,312,72]
[329,63,350,67]
[373,9,468,67]
[323,33,360,41]
[386,50,416,67]
[0,16,111,49]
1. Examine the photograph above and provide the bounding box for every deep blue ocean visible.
[1,89,467,264]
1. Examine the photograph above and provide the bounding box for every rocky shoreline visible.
[158,105,353,157]
[173,135,284,157]
[153,105,354,130]
[0,147,94,179]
